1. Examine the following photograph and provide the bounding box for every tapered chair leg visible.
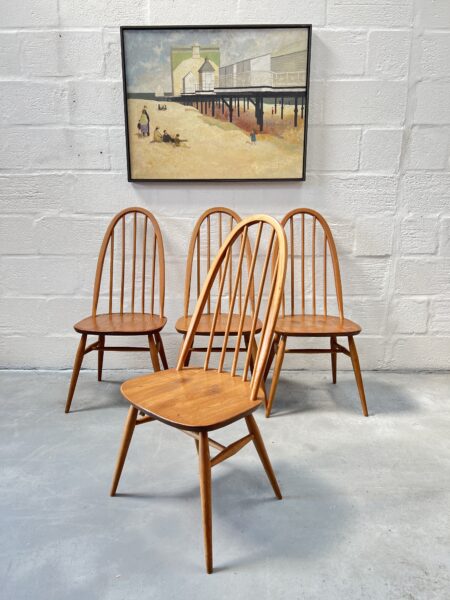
[98,334,105,381]
[148,334,161,372]
[110,406,138,496]
[348,336,368,417]
[198,431,213,574]
[264,333,279,383]
[330,335,337,384]
[253,338,269,405]
[155,332,169,370]
[65,333,87,413]
[245,414,282,499]
[266,334,287,417]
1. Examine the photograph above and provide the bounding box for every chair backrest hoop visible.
[183,207,250,317]
[280,208,344,320]
[91,207,165,318]
[177,214,287,401]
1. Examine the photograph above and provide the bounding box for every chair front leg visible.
[148,334,161,372]
[98,334,105,381]
[266,334,287,417]
[348,336,368,417]
[65,333,87,413]
[110,406,138,496]
[155,332,169,370]
[245,414,282,499]
[198,431,213,574]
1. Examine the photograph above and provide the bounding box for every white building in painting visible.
[218,41,307,90]
[198,58,216,91]
[182,72,196,94]
[171,44,220,96]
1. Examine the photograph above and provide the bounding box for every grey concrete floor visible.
[1,370,449,599]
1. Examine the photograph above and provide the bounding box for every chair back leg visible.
[330,335,337,384]
[155,333,169,369]
[348,336,368,417]
[245,414,282,499]
[65,333,87,413]
[148,334,161,372]
[98,334,105,381]
[266,334,287,418]
[263,333,279,382]
[198,431,213,574]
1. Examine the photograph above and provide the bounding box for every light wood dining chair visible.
[110,214,287,573]
[265,208,368,418]
[175,207,262,368]
[65,207,168,413]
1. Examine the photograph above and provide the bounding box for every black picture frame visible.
[120,24,312,182]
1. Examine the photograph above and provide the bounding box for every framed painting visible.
[120,25,312,182]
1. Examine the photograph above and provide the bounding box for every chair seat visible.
[175,313,262,336]
[275,314,361,337]
[121,368,264,432]
[74,312,167,335]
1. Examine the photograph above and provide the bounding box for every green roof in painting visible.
[170,46,220,71]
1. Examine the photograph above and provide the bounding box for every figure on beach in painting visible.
[160,129,188,146]
[138,106,150,137]
[173,133,188,147]
[153,126,163,142]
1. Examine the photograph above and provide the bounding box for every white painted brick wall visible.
[20,31,105,77]
[406,127,450,170]
[1,0,449,371]
[360,129,403,174]
[367,30,411,79]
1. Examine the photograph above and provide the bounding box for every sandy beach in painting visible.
[128,99,304,180]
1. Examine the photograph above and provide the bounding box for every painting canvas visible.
[121,25,311,182]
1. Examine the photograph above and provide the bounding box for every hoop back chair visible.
[110,214,287,573]
[175,207,261,367]
[265,208,368,418]
[65,207,167,413]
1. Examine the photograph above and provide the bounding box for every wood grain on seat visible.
[121,368,264,432]
[275,314,361,337]
[75,313,167,335]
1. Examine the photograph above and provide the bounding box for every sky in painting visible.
[123,27,308,93]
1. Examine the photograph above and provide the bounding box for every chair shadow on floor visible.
[112,457,352,573]
[265,372,419,417]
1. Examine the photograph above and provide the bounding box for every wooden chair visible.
[110,214,287,573]
[175,207,262,368]
[265,208,368,418]
[65,207,168,413]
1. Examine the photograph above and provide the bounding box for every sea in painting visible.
[122,27,309,180]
